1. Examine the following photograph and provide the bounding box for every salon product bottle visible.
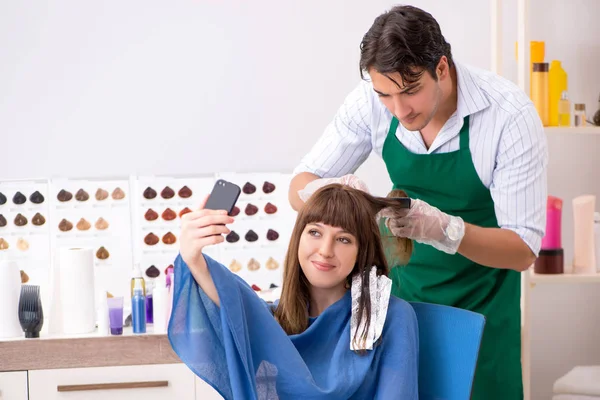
[152,274,168,334]
[535,196,564,274]
[572,195,596,274]
[558,91,571,127]
[593,94,600,126]
[574,104,587,127]
[130,264,146,298]
[132,279,146,334]
[531,62,549,126]
[549,60,568,126]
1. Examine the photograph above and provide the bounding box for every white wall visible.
[1,1,599,399]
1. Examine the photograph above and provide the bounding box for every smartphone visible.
[390,197,411,209]
[204,179,241,216]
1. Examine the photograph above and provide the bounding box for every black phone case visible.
[204,179,241,215]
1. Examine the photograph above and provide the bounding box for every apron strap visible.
[458,115,471,150]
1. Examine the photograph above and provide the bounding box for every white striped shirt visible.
[294,62,548,256]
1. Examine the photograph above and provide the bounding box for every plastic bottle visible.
[531,62,549,126]
[130,264,146,298]
[152,274,168,334]
[574,104,587,127]
[132,279,146,334]
[549,60,568,126]
[558,91,571,127]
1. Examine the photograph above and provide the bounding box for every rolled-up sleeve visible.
[490,103,548,256]
[293,81,373,178]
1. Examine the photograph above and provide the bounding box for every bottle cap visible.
[133,278,144,293]
[561,91,569,100]
[132,263,143,278]
[533,62,549,72]
[575,103,586,111]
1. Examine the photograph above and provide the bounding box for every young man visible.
[289,5,547,399]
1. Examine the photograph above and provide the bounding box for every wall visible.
[1,1,599,399]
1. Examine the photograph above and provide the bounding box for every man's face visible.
[369,64,444,132]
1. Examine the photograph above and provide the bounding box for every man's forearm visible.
[288,172,320,211]
[457,223,537,272]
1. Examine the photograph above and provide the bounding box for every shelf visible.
[545,126,600,135]
[529,269,600,284]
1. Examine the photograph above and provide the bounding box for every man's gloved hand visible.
[298,174,370,202]
[379,198,465,255]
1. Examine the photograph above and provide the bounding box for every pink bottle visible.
[541,196,563,250]
[535,196,564,274]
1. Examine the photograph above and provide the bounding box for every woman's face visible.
[298,222,359,291]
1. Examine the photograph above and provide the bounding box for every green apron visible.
[381,115,523,399]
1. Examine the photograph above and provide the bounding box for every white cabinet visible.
[0,371,28,400]
[195,376,225,400]
[28,364,195,400]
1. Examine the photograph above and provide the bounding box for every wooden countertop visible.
[0,328,181,372]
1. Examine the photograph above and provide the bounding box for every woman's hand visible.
[179,196,235,305]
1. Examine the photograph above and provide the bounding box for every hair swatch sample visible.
[0,214,6,227]
[14,213,28,227]
[243,182,256,194]
[144,209,159,221]
[0,192,6,205]
[58,219,73,232]
[264,202,278,214]
[247,258,260,271]
[229,259,242,273]
[20,270,29,283]
[178,186,193,198]
[0,238,9,250]
[95,188,109,201]
[230,206,240,217]
[76,218,91,231]
[161,208,177,221]
[96,246,110,260]
[57,189,73,202]
[29,191,45,204]
[12,192,26,205]
[179,207,192,218]
[162,232,177,245]
[266,229,279,241]
[262,181,276,194]
[145,265,160,278]
[226,231,240,243]
[143,187,157,200]
[75,189,89,202]
[245,204,258,216]
[95,217,109,230]
[32,213,46,226]
[245,230,259,242]
[160,186,175,199]
[111,187,126,200]
[266,257,280,270]
[17,238,29,251]
[144,233,160,245]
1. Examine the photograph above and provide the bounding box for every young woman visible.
[168,184,419,400]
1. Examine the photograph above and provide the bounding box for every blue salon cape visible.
[168,254,419,400]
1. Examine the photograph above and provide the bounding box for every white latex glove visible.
[298,174,370,202]
[379,199,465,255]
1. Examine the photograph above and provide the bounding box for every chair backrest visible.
[409,302,486,400]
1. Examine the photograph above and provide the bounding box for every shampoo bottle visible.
[132,279,146,334]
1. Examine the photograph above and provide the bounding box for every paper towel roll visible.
[0,260,23,338]
[59,248,96,334]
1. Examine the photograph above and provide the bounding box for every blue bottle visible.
[132,280,146,334]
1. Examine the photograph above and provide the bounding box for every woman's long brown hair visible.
[274,183,412,349]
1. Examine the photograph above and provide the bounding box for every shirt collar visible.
[454,61,491,118]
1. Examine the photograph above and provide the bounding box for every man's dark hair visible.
[359,5,454,85]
